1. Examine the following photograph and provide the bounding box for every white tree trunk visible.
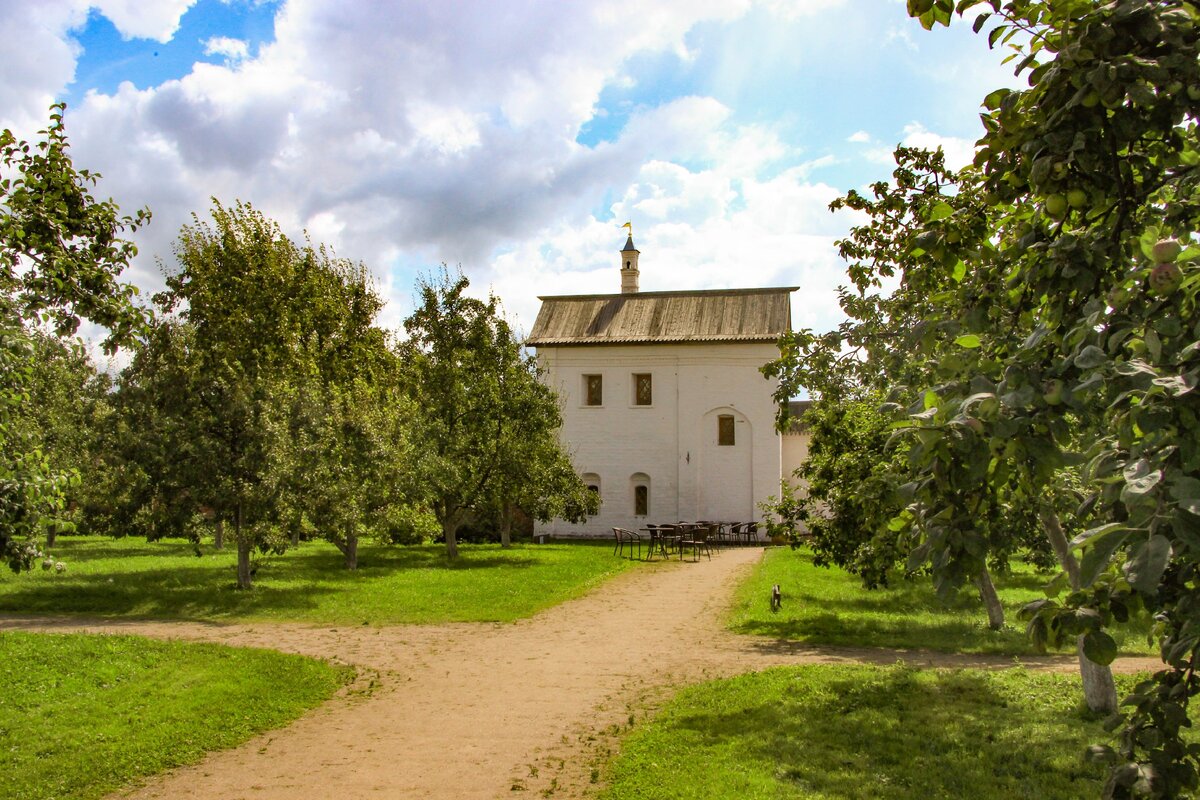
[1040,508,1117,713]
[975,567,1005,630]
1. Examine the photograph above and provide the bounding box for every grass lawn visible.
[601,664,1139,800]
[729,546,1153,656]
[1,631,350,800]
[0,536,636,624]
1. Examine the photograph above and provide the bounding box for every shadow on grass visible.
[0,564,340,620]
[735,549,1154,657]
[0,538,586,622]
[668,669,1105,799]
[264,547,540,573]
[732,611,1032,652]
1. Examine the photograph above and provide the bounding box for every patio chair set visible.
[612,521,760,562]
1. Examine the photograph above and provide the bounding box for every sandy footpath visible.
[1,547,1160,799]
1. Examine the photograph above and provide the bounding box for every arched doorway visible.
[698,407,752,521]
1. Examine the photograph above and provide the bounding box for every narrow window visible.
[634,485,649,516]
[581,473,601,516]
[718,414,736,446]
[634,373,652,406]
[584,374,603,406]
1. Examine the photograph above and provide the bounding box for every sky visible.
[0,0,1021,347]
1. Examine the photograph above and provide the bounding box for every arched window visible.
[581,473,601,515]
[631,472,650,516]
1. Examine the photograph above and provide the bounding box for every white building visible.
[525,235,806,538]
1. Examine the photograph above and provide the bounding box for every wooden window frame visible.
[583,374,603,406]
[633,373,652,406]
[718,414,736,446]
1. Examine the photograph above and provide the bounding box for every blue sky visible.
[68,0,278,102]
[1,0,1018,338]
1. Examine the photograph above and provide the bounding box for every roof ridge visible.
[535,286,799,301]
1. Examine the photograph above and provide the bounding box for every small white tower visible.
[620,234,640,294]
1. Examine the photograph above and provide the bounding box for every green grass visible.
[729,547,1153,656]
[0,631,350,800]
[0,536,636,624]
[601,664,1141,800]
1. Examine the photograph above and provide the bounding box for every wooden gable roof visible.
[525,287,797,346]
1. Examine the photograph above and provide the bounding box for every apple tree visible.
[127,200,397,587]
[401,269,596,558]
[892,1,1199,795]
[0,105,149,570]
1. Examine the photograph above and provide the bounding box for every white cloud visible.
[0,0,1013,351]
[898,121,976,168]
[94,0,195,42]
[488,124,864,338]
[885,26,918,52]
[203,36,250,64]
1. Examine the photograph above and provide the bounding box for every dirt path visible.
[1,548,1161,799]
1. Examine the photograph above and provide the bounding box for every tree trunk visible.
[443,516,460,559]
[214,519,224,550]
[344,527,358,570]
[500,501,512,549]
[235,502,253,590]
[975,566,1005,630]
[1078,635,1118,714]
[1040,507,1117,713]
[46,527,58,548]
[1039,508,1081,588]
[290,525,300,547]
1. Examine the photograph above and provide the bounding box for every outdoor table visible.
[641,525,680,560]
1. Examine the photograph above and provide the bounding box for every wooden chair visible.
[612,527,642,559]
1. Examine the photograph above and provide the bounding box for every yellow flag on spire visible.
[621,221,632,231]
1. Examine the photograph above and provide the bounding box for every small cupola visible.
[620,233,640,294]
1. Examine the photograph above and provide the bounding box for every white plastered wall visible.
[533,341,783,538]
[781,430,811,489]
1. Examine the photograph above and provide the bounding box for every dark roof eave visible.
[526,335,784,347]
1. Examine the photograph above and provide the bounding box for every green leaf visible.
[1072,522,1131,549]
[1123,535,1172,595]
[927,201,954,222]
[955,334,982,349]
[1078,527,1132,587]
[1121,460,1163,502]
[1082,630,1118,665]
[1139,226,1162,260]
[1075,345,1107,369]
[1153,374,1198,396]
[1171,476,1200,503]
[1042,571,1069,598]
